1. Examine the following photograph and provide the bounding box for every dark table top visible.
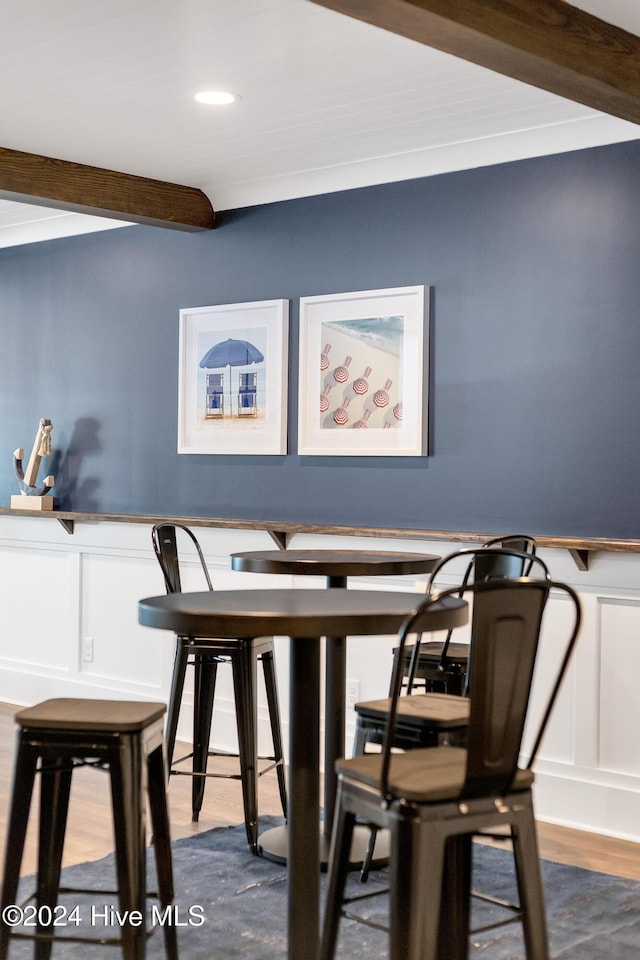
[230,549,439,578]
[138,585,468,960]
[138,588,467,639]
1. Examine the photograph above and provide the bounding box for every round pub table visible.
[230,549,440,867]
[138,587,466,960]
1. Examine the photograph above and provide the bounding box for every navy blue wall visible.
[1,139,639,538]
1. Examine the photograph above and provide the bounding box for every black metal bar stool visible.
[0,698,178,960]
[152,523,288,852]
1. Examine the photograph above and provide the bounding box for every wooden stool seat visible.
[15,697,167,730]
[0,698,177,960]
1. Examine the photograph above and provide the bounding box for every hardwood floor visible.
[0,700,637,882]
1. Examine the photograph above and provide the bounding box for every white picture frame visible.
[178,299,289,455]
[297,285,428,456]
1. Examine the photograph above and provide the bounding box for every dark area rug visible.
[6,816,640,958]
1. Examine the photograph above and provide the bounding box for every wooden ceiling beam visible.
[0,146,214,231]
[311,0,640,126]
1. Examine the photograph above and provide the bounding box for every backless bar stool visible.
[0,699,177,960]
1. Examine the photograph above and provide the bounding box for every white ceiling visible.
[1,0,639,247]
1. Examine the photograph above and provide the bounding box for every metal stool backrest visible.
[426,541,546,595]
[382,577,581,803]
[151,522,213,595]
[428,535,538,592]
[478,534,537,578]
[403,542,548,694]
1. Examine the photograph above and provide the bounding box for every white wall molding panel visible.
[0,515,637,842]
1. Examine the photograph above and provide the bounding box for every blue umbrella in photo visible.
[199,338,264,414]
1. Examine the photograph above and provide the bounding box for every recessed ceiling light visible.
[194,91,238,105]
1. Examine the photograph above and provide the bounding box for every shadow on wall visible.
[50,418,101,511]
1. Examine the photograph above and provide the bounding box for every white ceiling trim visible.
[0,109,637,248]
[0,209,131,249]
[209,112,640,210]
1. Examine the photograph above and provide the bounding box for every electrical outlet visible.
[82,636,94,663]
[346,679,360,709]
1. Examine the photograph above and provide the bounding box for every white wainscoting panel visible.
[522,590,578,766]
[80,551,170,694]
[0,516,639,842]
[597,596,640,777]
[0,544,76,673]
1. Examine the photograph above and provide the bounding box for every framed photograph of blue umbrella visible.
[178,299,289,454]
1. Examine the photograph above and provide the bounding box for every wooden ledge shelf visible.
[1,508,639,569]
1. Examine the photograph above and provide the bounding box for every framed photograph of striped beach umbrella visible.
[297,286,428,456]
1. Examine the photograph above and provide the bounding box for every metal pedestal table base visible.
[258,823,390,870]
